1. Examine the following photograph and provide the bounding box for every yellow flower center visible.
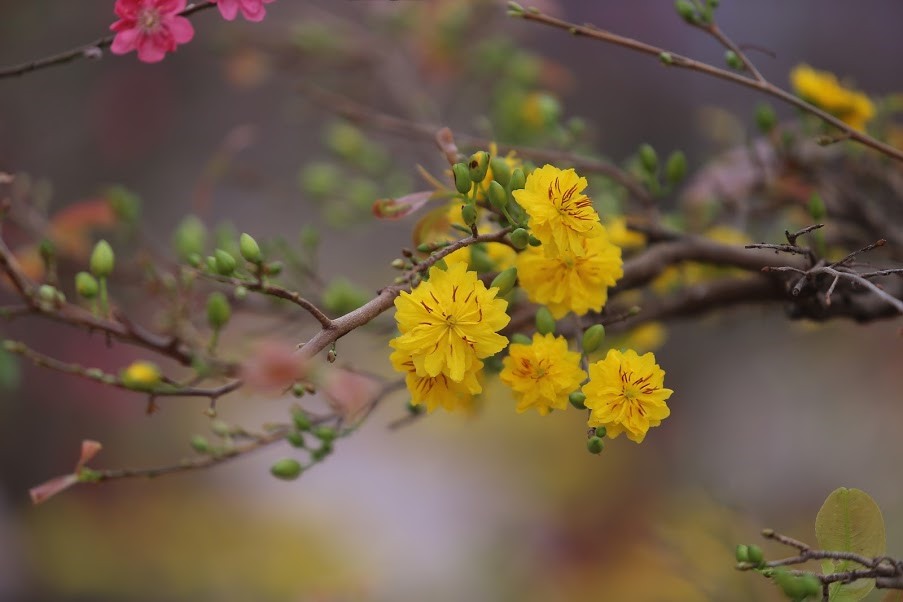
[139,9,161,31]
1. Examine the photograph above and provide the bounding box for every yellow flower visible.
[390,262,510,382]
[500,333,587,415]
[390,349,480,412]
[620,322,667,353]
[513,165,603,257]
[120,361,161,391]
[605,216,646,250]
[583,349,673,443]
[790,64,875,131]
[517,233,623,319]
[443,241,516,273]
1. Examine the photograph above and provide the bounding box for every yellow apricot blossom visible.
[513,165,603,257]
[390,349,481,412]
[500,333,587,415]
[605,216,646,250]
[390,262,509,382]
[583,349,673,443]
[790,64,875,131]
[120,360,161,391]
[517,233,623,319]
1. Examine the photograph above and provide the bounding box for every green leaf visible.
[815,487,886,601]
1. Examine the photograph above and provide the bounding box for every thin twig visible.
[514,8,903,163]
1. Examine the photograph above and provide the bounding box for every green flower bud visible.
[665,151,688,185]
[270,458,303,480]
[746,544,764,566]
[594,426,607,438]
[461,204,478,227]
[674,0,697,23]
[569,391,586,409]
[234,285,248,300]
[322,278,369,315]
[528,235,542,247]
[724,50,743,70]
[214,249,236,276]
[206,291,231,330]
[586,436,605,454]
[581,324,605,354]
[286,431,306,448]
[453,163,472,195]
[89,240,115,278]
[488,181,508,212]
[638,144,658,174]
[292,409,312,431]
[469,246,495,274]
[265,261,283,276]
[798,574,822,597]
[510,333,531,346]
[773,570,811,600]
[391,258,407,270]
[489,157,511,187]
[173,215,207,260]
[239,233,262,263]
[205,256,217,273]
[300,225,320,250]
[755,103,777,133]
[509,168,526,191]
[734,544,749,563]
[311,443,333,461]
[468,151,490,182]
[299,162,341,199]
[659,52,674,65]
[510,227,529,249]
[490,267,518,296]
[37,284,59,304]
[808,192,826,220]
[190,435,210,454]
[535,306,556,335]
[313,426,336,442]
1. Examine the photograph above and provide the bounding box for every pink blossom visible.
[29,440,103,504]
[214,0,275,22]
[110,0,195,63]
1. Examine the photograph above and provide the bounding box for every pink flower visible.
[214,0,275,22]
[110,0,195,63]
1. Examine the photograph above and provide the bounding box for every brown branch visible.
[513,7,903,163]
[0,2,217,79]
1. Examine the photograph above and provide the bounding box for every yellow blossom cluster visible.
[390,262,510,412]
[790,64,875,132]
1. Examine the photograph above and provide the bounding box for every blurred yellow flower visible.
[120,361,161,391]
[790,64,875,131]
[605,216,647,250]
[500,333,587,416]
[517,233,623,319]
[621,322,667,353]
[651,225,751,294]
[514,165,603,258]
[391,262,509,382]
[583,349,672,443]
[390,349,480,412]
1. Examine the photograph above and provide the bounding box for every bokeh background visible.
[1,1,903,600]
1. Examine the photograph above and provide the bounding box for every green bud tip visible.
[461,204,478,227]
[490,267,518,296]
[270,458,303,481]
[173,215,207,260]
[286,431,306,448]
[638,144,658,174]
[206,291,231,330]
[528,235,542,247]
[239,233,262,263]
[535,306,556,335]
[734,544,749,563]
[265,261,283,276]
[510,333,532,346]
[724,50,743,70]
[674,0,698,23]
[234,285,248,300]
[391,258,407,270]
[755,103,777,133]
[313,426,336,442]
[190,435,210,454]
[89,239,115,278]
[586,436,604,454]
[292,409,312,431]
[665,151,688,185]
[746,544,764,565]
[214,249,237,276]
[594,426,607,438]
[509,228,529,250]
[659,52,674,65]
[488,180,509,212]
[509,168,526,191]
[211,420,231,437]
[489,157,511,187]
[581,324,605,354]
[452,163,472,195]
[468,151,490,183]
[569,391,586,409]
[38,284,58,303]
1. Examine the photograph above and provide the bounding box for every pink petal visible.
[217,0,240,21]
[136,38,168,63]
[167,16,195,43]
[111,29,140,55]
[29,474,79,505]
[157,0,188,14]
[76,440,103,470]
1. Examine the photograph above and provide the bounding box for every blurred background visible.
[1,1,903,600]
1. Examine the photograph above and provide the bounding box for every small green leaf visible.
[815,487,885,601]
